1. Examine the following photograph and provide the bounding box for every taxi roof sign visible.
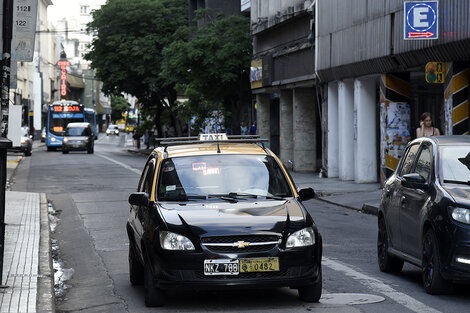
[199,133,228,141]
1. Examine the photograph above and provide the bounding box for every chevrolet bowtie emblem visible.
[233,241,250,248]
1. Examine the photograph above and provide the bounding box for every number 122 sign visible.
[404,1,438,40]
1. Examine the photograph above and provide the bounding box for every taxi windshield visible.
[157,154,293,201]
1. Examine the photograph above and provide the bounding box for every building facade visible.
[251,0,470,183]
[317,0,470,183]
[250,0,318,172]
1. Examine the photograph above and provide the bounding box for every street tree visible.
[85,0,187,136]
[110,95,130,122]
[161,12,253,134]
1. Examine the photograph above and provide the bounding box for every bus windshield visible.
[48,111,85,135]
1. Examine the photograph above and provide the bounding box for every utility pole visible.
[0,0,14,287]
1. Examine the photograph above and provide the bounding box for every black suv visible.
[126,136,322,307]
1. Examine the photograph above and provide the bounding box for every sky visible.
[47,0,81,26]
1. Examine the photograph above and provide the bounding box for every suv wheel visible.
[377,217,404,272]
[144,257,165,307]
[298,267,322,302]
[422,229,453,294]
[129,244,144,285]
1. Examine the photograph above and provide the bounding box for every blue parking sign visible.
[404,1,438,40]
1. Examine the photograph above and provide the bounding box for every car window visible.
[441,146,470,183]
[138,159,155,194]
[399,144,420,176]
[414,144,432,181]
[157,154,293,201]
[66,127,87,136]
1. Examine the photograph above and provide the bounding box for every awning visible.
[66,74,85,89]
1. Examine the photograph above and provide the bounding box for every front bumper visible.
[148,239,322,290]
[439,221,470,281]
[63,142,88,151]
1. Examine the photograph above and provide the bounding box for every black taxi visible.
[126,134,322,307]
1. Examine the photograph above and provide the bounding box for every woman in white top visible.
[416,112,441,138]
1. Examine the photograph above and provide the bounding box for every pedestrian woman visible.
[416,112,440,138]
[240,121,248,135]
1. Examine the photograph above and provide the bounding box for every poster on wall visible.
[383,102,411,173]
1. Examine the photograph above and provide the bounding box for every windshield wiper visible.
[443,179,470,185]
[161,194,207,201]
[207,193,241,203]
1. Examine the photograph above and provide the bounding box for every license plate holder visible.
[240,257,279,273]
[204,259,239,276]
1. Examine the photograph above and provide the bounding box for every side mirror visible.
[129,192,150,206]
[298,187,315,201]
[402,173,428,190]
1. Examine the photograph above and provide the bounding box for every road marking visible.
[323,257,441,313]
[96,153,141,175]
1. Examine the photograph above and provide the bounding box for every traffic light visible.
[426,62,445,84]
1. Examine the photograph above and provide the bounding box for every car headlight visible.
[50,137,56,142]
[450,207,470,224]
[106,130,110,134]
[21,139,26,144]
[63,138,68,143]
[159,231,195,250]
[286,227,315,248]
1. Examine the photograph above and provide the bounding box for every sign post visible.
[404,1,438,40]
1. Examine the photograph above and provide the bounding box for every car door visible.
[400,142,433,258]
[130,158,156,253]
[385,143,421,252]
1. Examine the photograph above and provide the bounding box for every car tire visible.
[47,146,55,152]
[298,267,322,302]
[129,244,144,285]
[377,217,404,273]
[144,257,165,307]
[62,150,69,154]
[422,229,453,294]
[24,149,31,157]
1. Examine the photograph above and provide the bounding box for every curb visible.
[37,193,55,313]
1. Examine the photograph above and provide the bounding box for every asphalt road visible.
[10,134,470,313]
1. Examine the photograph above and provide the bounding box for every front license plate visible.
[204,259,239,276]
[240,257,279,273]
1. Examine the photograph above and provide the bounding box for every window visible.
[399,144,420,176]
[414,144,432,181]
[138,159,155,194]
[80,5,89,14]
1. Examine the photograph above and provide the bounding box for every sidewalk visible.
[0,144,54,313]
[128,147,383,215]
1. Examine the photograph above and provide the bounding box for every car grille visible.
[201,235,280,253]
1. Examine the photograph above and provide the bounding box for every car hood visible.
[443,186,470,206]
[158,199,307,236]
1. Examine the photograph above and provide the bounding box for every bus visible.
[125,113,137,133]
[46,100,85,151]
[84,108,98,139]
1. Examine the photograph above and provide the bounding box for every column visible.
[327,82,339,177]
[293,88,316,172]
[338,80,354,181]
[354,77,377,183]
[279,90,293,169]
[256,94,270,141]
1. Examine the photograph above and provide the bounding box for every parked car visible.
[16,126,33,156]
[106,124,119,136]
[378,135,470,294]
[127,134,322,307]
[62,122,94,154]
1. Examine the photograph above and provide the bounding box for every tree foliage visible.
[85,0,187,134]
[110,95,130,122]
[161,12,253,133]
